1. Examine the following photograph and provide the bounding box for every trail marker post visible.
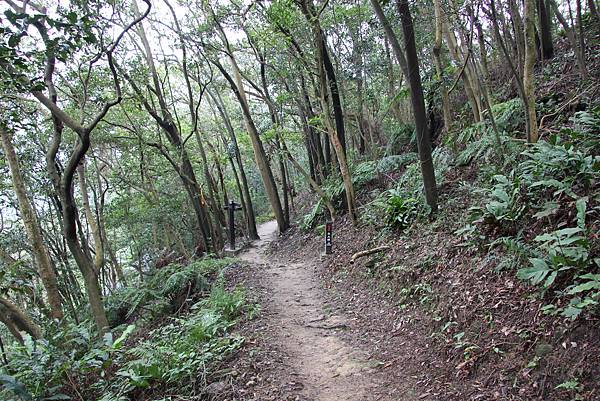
[325,221,333,255]
[224,200,242,250]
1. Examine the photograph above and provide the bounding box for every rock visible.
[205,381,228,395]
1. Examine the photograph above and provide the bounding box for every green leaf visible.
[0,374,32,400]
[491,188,509,203]
[575,197,587,228]
[544,271,558,288]
[517,258,551,285]
[568,281,600,294]
[533,201,559,219]
[113,324,135,349]
[66,11,78,24]
[561,305,582,320]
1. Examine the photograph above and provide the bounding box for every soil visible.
[219,210,598,401]
[226,220,404,401]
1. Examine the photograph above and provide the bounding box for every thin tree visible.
[370,0,438,212]
[0,125,64,321]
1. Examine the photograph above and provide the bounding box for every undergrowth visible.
[0,258,250,401]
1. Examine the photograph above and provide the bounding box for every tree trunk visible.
[433,0,452,134]
[300,0,357,223]
[508,0,527,75]
[209,91,259,240]
[537,0,554,59]
[282,139,336,220]
[77,162,104,276]
[549,0,588,78]
[206,8,287,232]
[396,0,439,212]
[0,125,64,321]
[212,58,288,233]
[0,296,42,343]
[524,0,539,142]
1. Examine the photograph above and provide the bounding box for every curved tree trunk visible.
[0,297,42,343]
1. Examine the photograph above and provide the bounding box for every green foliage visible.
[454,124,518,166]
[300,199,324,231]
[453,98,525,166]
[105,258,236,326]
[464,132,599,318]
[384,121,415,156]
[385,189,418,230]
[361,148,452,229]
[521,136,598,197]
[492,98,525,133]
[518,199,598,319]
[0,258,247,401]
[567,105,600,152]
[469,173,526,227]
[113,285,246,394]
[300,154,422,231]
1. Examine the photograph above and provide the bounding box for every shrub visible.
[463,133,599,318]
[385,189,419,230]
[0,258,245,401]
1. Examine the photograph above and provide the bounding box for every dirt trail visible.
[239,221,380,401]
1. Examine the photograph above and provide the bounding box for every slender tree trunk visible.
[131,0,213,251]
[444,22,483,122]
[281,139,336,220]
[77,162,104,276]
[524,0,539,142]
[208,8,288,233]
[300,0,357,223]
[549,0,588,78]
[508,0,526,75]
[433,0,452,134]
[209,91,260,240]
[396,0,439,212]
[277,135,291,224]
[300,72,326,180]
[212,59,288,233]
[0,126,64,321]
[384,37,403,120]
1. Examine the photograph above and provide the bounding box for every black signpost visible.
[325,221,333,254]
[224,200,243,250]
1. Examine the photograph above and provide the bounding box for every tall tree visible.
[0,125,64,320]
[523,0,539,142]
[537,0,554,59]
[299,0,357,223]
[206,5,289,233]
[396,0,438,211]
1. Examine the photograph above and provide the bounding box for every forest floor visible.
[220,210,598,401]
[222,220,416,401]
